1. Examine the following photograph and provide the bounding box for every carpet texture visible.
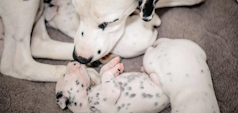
[0,0,238,112]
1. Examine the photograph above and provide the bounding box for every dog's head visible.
[72,0,158,64]
[55,61,91,109]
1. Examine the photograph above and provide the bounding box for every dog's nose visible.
[73,48,93,64]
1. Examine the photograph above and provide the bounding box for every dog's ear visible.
[138,0,159,22]
[56,91,70,109]
[44,3,59,21]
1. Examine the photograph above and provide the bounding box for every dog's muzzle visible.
[73,47,93,64]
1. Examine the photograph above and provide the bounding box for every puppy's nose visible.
[73,48,93,64]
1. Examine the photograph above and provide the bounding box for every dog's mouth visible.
[73,47,93,64]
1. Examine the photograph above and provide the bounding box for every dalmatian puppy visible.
[56,57,169,113]
[143,38,220,113]
[44,0,79,38]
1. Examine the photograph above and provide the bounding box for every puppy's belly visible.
[89,72,169,113]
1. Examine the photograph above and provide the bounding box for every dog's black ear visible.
[138,0,159,22]
[56,91,70,109]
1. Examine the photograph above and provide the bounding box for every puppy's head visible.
[56,61,91,109]
[72,0,158,64]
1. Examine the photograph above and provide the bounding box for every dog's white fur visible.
[72,0,205,63]
[143,38,220,113]
[0,0,204,81]
[111,14,160,58]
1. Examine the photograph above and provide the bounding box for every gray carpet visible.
[0,0,238,112]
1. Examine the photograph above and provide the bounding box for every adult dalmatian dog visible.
[0,0,204,81]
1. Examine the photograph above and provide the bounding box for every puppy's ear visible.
[56,91,70,109]
[138,0,159,22]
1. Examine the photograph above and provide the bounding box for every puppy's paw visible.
[100,57,121,75]
[107,63,124,77]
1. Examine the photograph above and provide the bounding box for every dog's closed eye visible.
[109,18,119,23]
[98,22,108,30]
[98,18,119,30]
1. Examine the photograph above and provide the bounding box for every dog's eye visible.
[98,19,119,30]
[98,22,108,30]
[111,18,119,23]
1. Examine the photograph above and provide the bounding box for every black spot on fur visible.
[103,98,107,101]
[76,80,80,85]
[75,102,77,106]
[56,91,63,99]
[201,70,204,73]
[156,93,160,98]
[127,87,132,90]
[125,92,129,96]
[120,87,125,91]
[80,103,82,107]
[118,69,120,71]
[147,94,153,98]
[154,102,158,106]
[121,104,125,107]
[142,93,147,98]
[117,106,121,111]
[123,83,127,87]
[82,84,84,87]
[98,50,101,54]
[96,93,99,97]
[81,32,84,36]
[130,94,136,98]
[186,74,189,77]
[94,101,99,105]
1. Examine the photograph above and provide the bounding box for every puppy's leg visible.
[0,0,66,81]
[99,57,121,75]
[101,63,124,104]
[31,12,74,60]
[149,73,161,87]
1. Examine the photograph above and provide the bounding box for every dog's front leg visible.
[31,5,75,60]
[0,0,66,81]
